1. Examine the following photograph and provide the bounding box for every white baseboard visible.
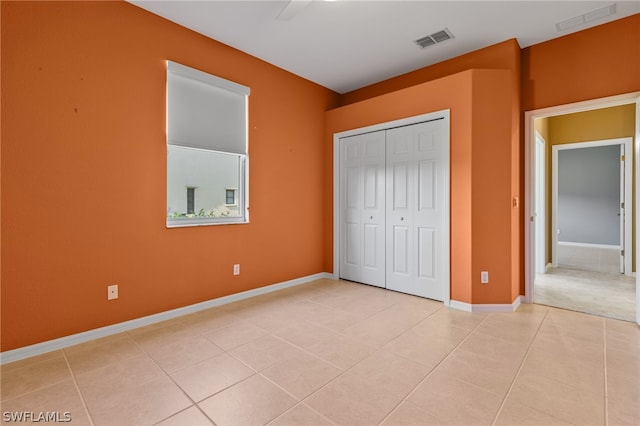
[448,296,523,313]
[0,272,332,365]
[558,241,620,250]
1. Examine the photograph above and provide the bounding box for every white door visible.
[386,120,448,300]
[535,134,546,273]
[636,96,639,325]
[339,131,386,287]
[619,144,625,273]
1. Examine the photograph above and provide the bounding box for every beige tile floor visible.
[1,279,639,426]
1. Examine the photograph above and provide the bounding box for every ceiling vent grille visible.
[414,28,454,49]
[556,3,616,32]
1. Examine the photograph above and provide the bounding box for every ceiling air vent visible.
[555,3,616,32]
[414,28,454,49]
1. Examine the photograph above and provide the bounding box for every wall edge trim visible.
[0,272,332,365]
[448,296,523,313]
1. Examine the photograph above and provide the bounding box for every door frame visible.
[551,138,632,272]
[534,132,546,274]
[524,92,640,324]
[333,109,451,306]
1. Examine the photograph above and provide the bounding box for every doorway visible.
[551,139,632,274]
[525,93,640,324]
[334,110,450,302]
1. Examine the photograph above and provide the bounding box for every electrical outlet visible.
[233,264,240,275]
[480,271,489,284]
[107,284,118,300]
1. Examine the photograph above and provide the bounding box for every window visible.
[225,189,237,206]
[166,61,250,227]
[186,187,196,214]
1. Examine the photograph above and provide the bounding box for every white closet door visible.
[339,131,386,287]
[386,120,448,300]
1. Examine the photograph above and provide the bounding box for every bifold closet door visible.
[386,120,448,300]
[339,131,386,287]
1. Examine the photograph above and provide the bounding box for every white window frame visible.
[166,61,250,228]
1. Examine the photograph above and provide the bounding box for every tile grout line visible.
[217,322,352,425]
[0,355,69,404]
[264,402,337,426]
[126,331,221,426]
[260,377,337,426]
[377,310,492,425]
[489,307,550,426]
[219,303,365,425]
[143,324,313,425]
[61,350,96,426]
[257,328,362,416]
[182,313,349,425]
[255,302,446,425]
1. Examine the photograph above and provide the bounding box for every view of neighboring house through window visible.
[186,187,196,215]
[225,189,237,206]
[166,61,250,227]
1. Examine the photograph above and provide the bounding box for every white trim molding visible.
[448,296,523,313]
[558,241,620,250]
[524,91,640,307]
[333,110,452,307]
[0,272,332,365]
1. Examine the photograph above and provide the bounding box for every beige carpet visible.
[535,267,636,322]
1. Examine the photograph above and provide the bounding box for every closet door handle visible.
[400,217,404,221]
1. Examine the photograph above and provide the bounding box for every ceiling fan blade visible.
[276,0,313,21]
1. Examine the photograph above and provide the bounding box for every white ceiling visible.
[129,1,640,93]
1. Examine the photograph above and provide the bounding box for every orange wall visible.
[341,39,521,106]
[522,14,640,111]
[1,1,339,351]
[471,70,517,304]
[325,69,514,305]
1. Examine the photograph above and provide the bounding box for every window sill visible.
[166,217,249,228]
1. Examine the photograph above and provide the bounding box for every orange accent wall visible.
[0,1,339,351]
[325,69,514,305]
[522,14,640,111]
[340,39,521,107]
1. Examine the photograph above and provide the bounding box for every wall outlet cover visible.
[107,284,118,300]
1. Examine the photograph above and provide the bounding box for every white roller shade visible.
[167,61,249,154]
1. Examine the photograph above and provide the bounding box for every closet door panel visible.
[414,121,448,300]
[386,120,448,300]
[339,113,449,301]
[386,125,416,294]
[339,131,386,287]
